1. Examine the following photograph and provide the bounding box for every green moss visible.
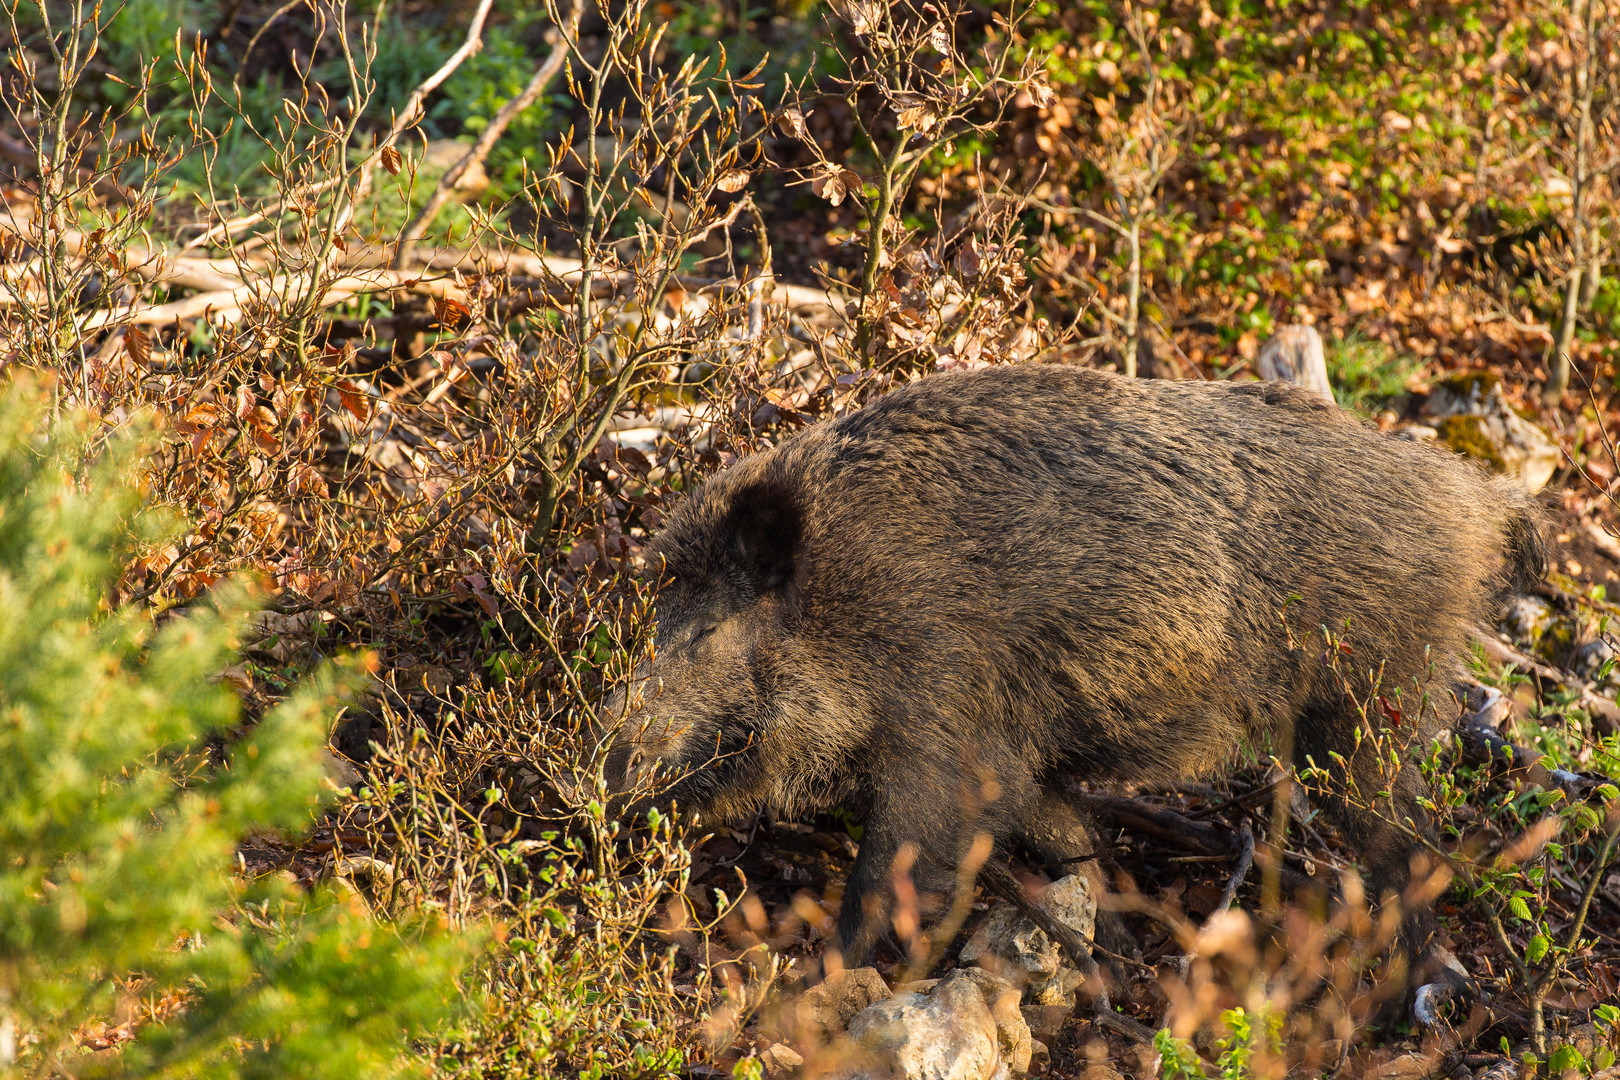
[1435,369,1502,401]
[1438,414,1505,471]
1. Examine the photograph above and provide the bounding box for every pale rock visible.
[845,968,1032,1080]
[1398,424,1440,442]
[960,874,1097,1007]
[1501,595,1553,645]
[795,967,891,1039]
[760,1042,805,1077]
[1423,372,1560,493]
[1372,1052,1437,1079]
[1573,638,1615,683]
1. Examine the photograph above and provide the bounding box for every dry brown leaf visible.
[955,236,982,279]
[1026,79,1057,110]
[335,379,371,422]
[811,167,861,207]
[827,0,882,34]
[895,105,937,133]
[379,145,403,175]
[715,169,751,193]
[124,325,151,367]
[777,107,810,141]
[434,296,470,328]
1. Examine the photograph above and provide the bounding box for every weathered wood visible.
[1256,324,1334,404]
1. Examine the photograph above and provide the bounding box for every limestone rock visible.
[846,968,1032,1080]
[960,874,1097,1007]
[1256,325,1335,404]
[795,967,892,1039]
[761,1042,805,1077]
[1501,595,1553,646]
[1423,372,1560,493]
[1371,1052,1436,1079]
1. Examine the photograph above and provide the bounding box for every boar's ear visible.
[725,479,802,596]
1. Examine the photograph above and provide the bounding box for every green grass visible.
[1325,334,1424,415]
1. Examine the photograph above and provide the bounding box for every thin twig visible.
[1176,820,1255,979]
[977,860,1157,1045]
[393,0,580,269]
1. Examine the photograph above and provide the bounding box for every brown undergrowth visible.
[2,0,1619,1076]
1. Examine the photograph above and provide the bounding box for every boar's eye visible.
[688,624,718,649]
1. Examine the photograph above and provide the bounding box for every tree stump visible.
[1256,325,1334,405]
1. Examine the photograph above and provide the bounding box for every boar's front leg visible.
[831,814,906,967]
[831,781,1002,967]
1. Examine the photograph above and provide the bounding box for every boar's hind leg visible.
[1021,787,1141,964]
[1293,704,1446,988]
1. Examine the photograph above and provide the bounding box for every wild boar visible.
[604,364,1544,981]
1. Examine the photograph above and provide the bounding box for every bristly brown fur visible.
[611,364,1545,969]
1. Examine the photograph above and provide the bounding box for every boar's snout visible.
[598,670,683,797]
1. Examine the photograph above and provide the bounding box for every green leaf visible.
[1547,1045,1585,1073]
[1510,895,1533,921]
[1526,934,1551,964]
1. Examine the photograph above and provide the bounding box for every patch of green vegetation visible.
[1592,271,1620,335]
[1437,413,1506,470]
[1325,335,1423,414]
[1434,368,1503,401]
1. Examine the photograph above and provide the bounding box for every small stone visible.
[1373,1052,1437,1079]
[847,968,1032,1080]
[760,1042,805,1077]
[1077,1065,1124,1080]
[1021,1003,1071,1043]
[1423,374,1559,493]
[961,875,1097,1007]
[1501,595,1553,645]
[794,967,891,1039]
[1565,1022,1603,1058]
[1575,639,1616,683]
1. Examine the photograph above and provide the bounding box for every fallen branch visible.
[394,0,580,270]
[77,267,471,328]
[330,0,496,248]
[1066,789,1318,894]
[1065,792,1239,858]
[1473,629,1620,736]
[1176,819,1254,979]
[1458,685,1606,798]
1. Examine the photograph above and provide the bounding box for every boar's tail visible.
[1497,489,1549,600]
